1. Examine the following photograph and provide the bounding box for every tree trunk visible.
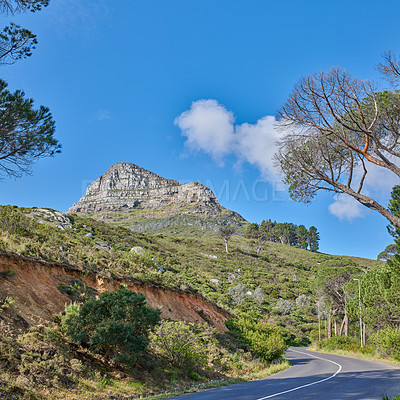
[363,322,366,346]
[339,317,345,336]
[328,313,332,339]
[334,319,337,336]
[339,314,349,337]
[225,239,228,253]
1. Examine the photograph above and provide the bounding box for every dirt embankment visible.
[0,252,229,333]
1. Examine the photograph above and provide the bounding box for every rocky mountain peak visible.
[68,162,220,214]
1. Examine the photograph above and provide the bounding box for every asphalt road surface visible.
[167,347,400,400]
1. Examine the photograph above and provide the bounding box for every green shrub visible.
[0,326,82,390]
[371,326,400,360]
[151,320,216,370]
[226,317,287,362]
[0,269,17,278]
[0,206,33,235]
[0,296,15,312]
[61,285,161,366]
[317,336,360,352]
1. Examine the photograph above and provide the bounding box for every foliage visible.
[0,205,32,234]
[378,243,397,261]
[0,326,87,398]
[229,284,247,305]
[0,268,17,278]
[0,22,37,64]
[308,226,319,252]
[244,219,320,252]
[317,336,361,352]
[0,80,60,178]
[0,295,14,311]
[370,326,400,361]
[295,294,310,310]
[252,287,266,307]
[0,205,382,347]
[0,0,58,179]
[387,185,400,239]
[61,286,161,366]
[276,298,293,315]
[151,320,216,369]
[226,317,286,362]
[346,257,400,331]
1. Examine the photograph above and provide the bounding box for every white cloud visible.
[328,195,365,221]
[363,162,399,195]
[174,99,235,160]
[175,100,283,182]
[235,116,284,182]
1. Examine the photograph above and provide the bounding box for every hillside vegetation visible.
[0,205,383,399]
[0,205,380,338]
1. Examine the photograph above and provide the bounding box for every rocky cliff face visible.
[68,163,246,230]
[68,162,221,214]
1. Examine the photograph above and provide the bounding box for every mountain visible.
[68,162,246,232]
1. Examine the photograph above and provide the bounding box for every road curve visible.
[166,347,400,400]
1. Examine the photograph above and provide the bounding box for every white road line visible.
[255,349,343,400]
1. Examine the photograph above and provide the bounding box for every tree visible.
[377,243,397,261]
[0,22,37,65]
[308,226,320,252]
[0,1,49,64]
[61,286,161,366]
[346,256,400,332]
[244,222,269,256]
[315,266,362,338]
[387,185,400,239]
[275,59,400,229]
[217,225,236,253]
[0,0,58,179]
[244,222,259,238]
[0,80,60,178]
[296,224,308,249]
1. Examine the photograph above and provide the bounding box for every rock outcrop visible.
[68,162,221,213]
[68,163,246,230]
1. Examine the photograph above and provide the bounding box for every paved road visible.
[167,347,400,400]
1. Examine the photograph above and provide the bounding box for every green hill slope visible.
[0,205,381,341]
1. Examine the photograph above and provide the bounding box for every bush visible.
[226,317,287,362]
[0,206,33,235]
[0,326,83,390]
[61,285,161,366]
[150,320,216,369]
[276,298,293,315]
[371,326,400,360]
[317,336,360,352]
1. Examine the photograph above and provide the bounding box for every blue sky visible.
[1,0,400,259]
